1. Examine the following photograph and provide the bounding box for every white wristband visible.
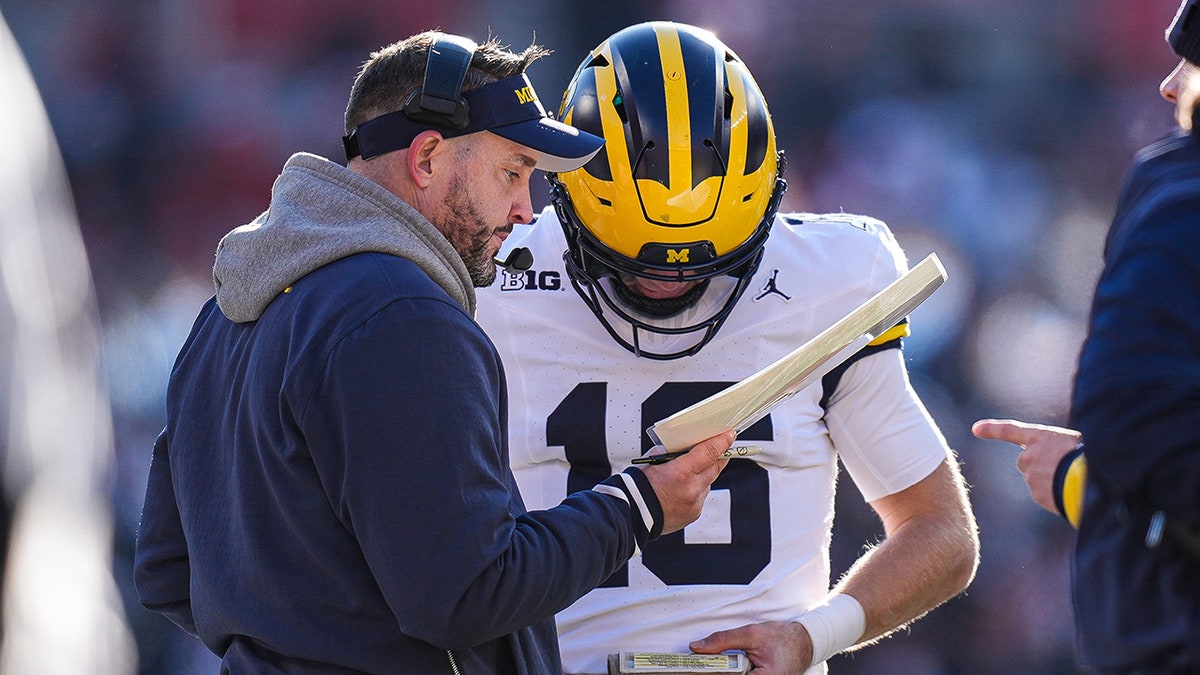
[795,594,866,667]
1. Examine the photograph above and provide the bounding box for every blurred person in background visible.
[0,7,136,674]
[133,29,738,674]
[478,21,979,674]
[973,0,1200,671]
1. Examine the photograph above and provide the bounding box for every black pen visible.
[631,445,762,464]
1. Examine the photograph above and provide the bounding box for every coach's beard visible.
[438,174,498,287]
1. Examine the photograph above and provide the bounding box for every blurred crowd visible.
[1,0,1185,672]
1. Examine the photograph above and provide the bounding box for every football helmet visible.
[550,21,786,359]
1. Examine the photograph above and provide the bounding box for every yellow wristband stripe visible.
[1061,454,1087,529]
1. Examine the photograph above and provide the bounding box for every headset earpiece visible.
[401,33,476,130]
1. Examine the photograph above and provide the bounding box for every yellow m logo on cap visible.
[666,248,690,263]
[515,87,536,104]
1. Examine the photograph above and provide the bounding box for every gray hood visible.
[213,152,476,323]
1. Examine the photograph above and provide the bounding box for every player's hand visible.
[639,430,734,535]
[690,620,812,674]
[972,418,1081,515]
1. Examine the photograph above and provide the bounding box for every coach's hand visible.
[972,418,1081,516]
[640,430,735,535]
[690,619,812,674]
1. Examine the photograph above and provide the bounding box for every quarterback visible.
[477,22,979,674]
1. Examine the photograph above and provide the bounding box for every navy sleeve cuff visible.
[592,468,665,546]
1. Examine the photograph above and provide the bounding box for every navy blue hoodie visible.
[135,153,663,673]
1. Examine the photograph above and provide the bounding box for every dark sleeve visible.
[301,298,656,650]
[133,429,197,636]
[1070,186,1200,524]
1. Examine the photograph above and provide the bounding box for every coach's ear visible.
[407,129,448,189]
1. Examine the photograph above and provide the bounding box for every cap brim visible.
[490,117,604,173]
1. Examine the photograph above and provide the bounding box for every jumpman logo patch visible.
[754,269,791,302]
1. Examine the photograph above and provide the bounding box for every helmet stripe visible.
[563,61,613,180]
[740,67,771,173]
[658,26,692,197]
[677,28,727,190]
[610,24,668,184]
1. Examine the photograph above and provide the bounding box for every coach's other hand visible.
[972,418,1080,516]
[640,430,735,535]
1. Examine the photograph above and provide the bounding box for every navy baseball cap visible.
[1168,0,1200,64]
[344,73,604,172]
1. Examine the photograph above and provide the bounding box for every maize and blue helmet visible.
[550,21,786,359]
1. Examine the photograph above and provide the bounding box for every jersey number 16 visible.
[548,381,772,587]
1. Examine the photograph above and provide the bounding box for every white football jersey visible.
[476,207,950,674]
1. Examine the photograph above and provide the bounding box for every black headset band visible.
[344,33,478,160]
[406,33,475,127]
[343,74,542,160]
